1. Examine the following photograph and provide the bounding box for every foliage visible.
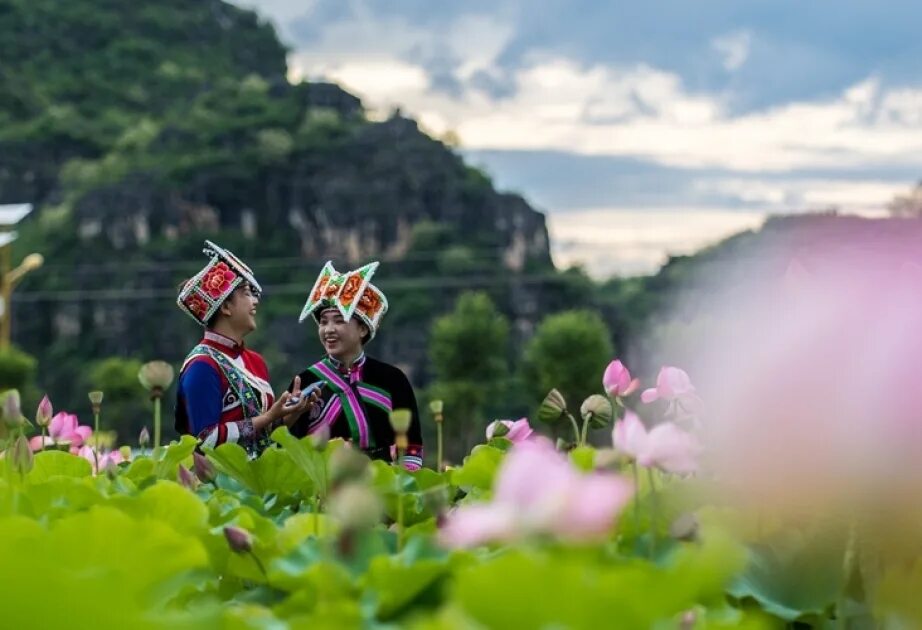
[85,357,149,444]
[0,345,37,392]
[522,310,614,419]
[428,292,510,456]
[2,346,920,630]
[0,401,870,629]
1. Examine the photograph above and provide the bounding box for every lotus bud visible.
[193,451,216,483]
[538,389,567,424]
[388,408,412,434]
[309,425,331,450]
[138,426,150,448]
[330,446,369,487]
[223,526,253,553]
[2,390,22,425]
[580,394,614,429]
[422,485,449,525]
[177,465,198,490]
[10,434,33,474]
[669,513,699,542]
[486,420,510,438]
[104,459,119,480]
[138,361,175,397]
[602,359,639,398]
[328,482,383,531]
[35,395,53,428]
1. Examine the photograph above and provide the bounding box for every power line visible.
[30,247,519,272]
[11,273,576,302]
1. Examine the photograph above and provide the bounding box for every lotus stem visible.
[647,467,658,558]
[566,413,581,446]
[436,421,444,473]
[153,395,162,450]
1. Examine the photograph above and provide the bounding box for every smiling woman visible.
[287,260,425,471]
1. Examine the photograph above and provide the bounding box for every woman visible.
[288,261,424,470]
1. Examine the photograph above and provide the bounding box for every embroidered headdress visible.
[299,261,388,339]
[177,240,262,326]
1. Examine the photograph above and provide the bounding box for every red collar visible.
[202,330,245,359]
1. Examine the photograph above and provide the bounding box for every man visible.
[175,240,312,456]
[288,261,424,470]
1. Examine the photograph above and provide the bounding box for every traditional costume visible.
[289,261,424,470]
[174,241,276,456]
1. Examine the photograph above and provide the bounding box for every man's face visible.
[317,309,368,359]
[220,284,259,334]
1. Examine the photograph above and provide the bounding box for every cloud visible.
[240,0,922,276]
[452,69,922,173]
[711,30,752,71]
[549,208,767,277]
[690,177,906,213]
[262,0,922,175]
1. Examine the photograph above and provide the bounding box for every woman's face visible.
[317,309,368,359]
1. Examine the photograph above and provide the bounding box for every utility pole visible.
[0,205,44,349]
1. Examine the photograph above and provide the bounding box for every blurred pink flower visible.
[636,423,701,475]
[641,367,696,404]
[440,437,633,547]
[485,418,534,443]
[436,505,517,548]
[641,366,703,426]
[612,411,648,460]
[76,445,127,474]
[612,413,701,475]
[603,360,639,398]
[48,412,92,447]
[28,436,54,452]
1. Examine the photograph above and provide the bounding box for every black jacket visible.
[288,356,423,466]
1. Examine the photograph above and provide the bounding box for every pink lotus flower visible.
[77,445,127,474]
[49,412,92,446]
[641,366,703,425]
[485,418,534,443]
[612,413,701,475]
[641,366,696,404]
[603,360,639,397]
[29,412,94,452]
[29,435,53,452]
[440,437,633,547]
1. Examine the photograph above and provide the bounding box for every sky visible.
[237,0,922,277]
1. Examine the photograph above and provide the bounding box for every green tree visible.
[0,346,37,392]
[522,310,614,416]
[0,346,40,416]
[428,292,509,458]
